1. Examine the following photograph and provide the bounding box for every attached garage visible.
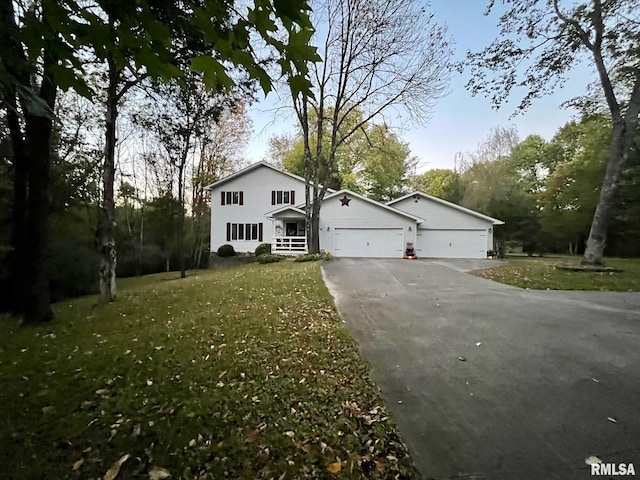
[388,192,504,259]
[334,228,404,258]
[416,229,488,259]
[317,190,421,258]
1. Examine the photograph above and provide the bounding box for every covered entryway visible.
[333,228,404,258]
[416,229,487,258]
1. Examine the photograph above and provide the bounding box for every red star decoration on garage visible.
[340,193,351,206]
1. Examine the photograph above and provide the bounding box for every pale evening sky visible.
[244,1,594,173]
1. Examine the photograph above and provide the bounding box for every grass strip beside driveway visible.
[472,255,640,291]
[0,262,418,479]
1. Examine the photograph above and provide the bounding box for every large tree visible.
[289,0,452,252]
[466,0,640,265]
[0,0,318,322]
[278,112,415,199]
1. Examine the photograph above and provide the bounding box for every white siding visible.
[210,166,305,253]
[392,197,493,229]
[392,196,496,254]
[319,194,416,255]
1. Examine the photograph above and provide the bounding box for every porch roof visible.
[265,205,306,219]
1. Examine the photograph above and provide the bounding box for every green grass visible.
[0,263,418,479]
[472,255,640,291]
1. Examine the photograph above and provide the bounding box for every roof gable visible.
[266,205,306,217]
[204,161,306,190]
[324,189,424,222]
[388,191,504,225]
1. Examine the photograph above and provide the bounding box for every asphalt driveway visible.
[322,258,640,479]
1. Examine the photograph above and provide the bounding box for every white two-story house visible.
[206,162,503,258]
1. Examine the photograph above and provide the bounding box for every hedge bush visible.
[217,244,236,257]
[257,254,284,264]
[294,252,333,262]
[254,243,271,256]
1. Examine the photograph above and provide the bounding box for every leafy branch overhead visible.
[465,0,639,113]
[3,0,321,101]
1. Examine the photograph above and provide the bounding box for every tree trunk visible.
[582,121,632,265]
[99,55,119,302]
[7,99,28,315]
[22,56,57,324]
[177,153,186,278]
[136,205,144,276]
[309,200,321,253]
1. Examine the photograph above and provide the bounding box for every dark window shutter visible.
[221,191,225,205]
[290,190,295,205]
[226,223,231,241]
[239,191,244,205]
[271,191,275,205]
[258,223,263,242]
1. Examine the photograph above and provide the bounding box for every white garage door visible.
[416,229,487,258]
[334,228,404,258]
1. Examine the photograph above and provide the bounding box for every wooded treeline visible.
[412,118,640,257]
[0,83,252,311]
[0,0,318,323]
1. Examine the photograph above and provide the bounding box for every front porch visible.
[272,236,308,255]
[267,207,308,255]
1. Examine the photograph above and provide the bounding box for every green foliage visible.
[0,263,419,479]
[256,253,284,264]
[1,0,320,101]
[217,244,235,257]
[411,168,462,203]
[254,243,272,256]
[294,252,333,262]
[279,109,414,198]
[537,115,611,252]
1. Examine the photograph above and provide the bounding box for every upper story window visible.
[220,191,243,205]
[271,190,296,205]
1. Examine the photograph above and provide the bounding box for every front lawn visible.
[472,255,640,291]
[0,262,417,479]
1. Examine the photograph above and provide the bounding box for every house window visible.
[220,191,243,205]
[271,190,295,205]
[227,223,263,242]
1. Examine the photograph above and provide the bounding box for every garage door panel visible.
[334,228,404,258]
[417,229,486,258]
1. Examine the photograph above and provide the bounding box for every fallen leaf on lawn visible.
[148,466,171,480]
[188,438,196,447]
[327,460,342,474]
[146,379,153,386]
[585,456,602,465]
[72,459,84,470]
[284,430,295,438]
[95,389,109,396]
[103,453,130,480]
[216,381,224,388]
[244,428,259,443]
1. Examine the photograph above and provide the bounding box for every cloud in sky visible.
[245,0,595,172]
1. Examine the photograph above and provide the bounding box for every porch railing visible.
[272,236,307,255]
